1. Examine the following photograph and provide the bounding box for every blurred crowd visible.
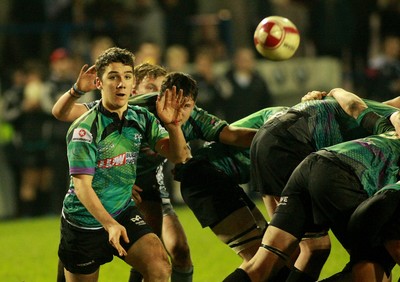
[0,0,400,219]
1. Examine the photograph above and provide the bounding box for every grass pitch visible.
[0,202,399,281]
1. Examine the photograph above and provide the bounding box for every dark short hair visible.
[134,63,167,88]
[95,47,135,79]
[160,72,198,101]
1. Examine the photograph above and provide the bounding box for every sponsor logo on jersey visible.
[72,128,93,143]
[97,152,138,168]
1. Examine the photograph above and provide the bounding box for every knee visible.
[168,240,192,267]
[144,258,172,281]
[301,234,331,258]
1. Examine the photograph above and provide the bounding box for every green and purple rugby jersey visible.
[192,107,288,184]
[63,102,168,228]
[85,93,228,175]
[318,111,400,197]
[290,97,398,150]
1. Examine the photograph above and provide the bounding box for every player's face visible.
[135,75,165,95]
[98,62,134,113]
[181,97,196,124]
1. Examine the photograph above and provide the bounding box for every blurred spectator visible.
[157,0,198,54]
[377,0,400,39]
[192,12,230,62]
[18,60,53,217]
[218,47,273,122]
[190,48,225,117]
[2,66,27,215]
[135,40,163,65]
[89,36,115,65]
[308,0,355,89]
[7,1,47,66]
[129,0,166,50]
[366,34,400,101]
[164,44,190,72]
[44,0,74,53]
[44,48,78,214]
[309,0,353,59]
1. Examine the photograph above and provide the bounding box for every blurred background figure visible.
[1,66,27,219]
[44,48,78,214]
[135,40,163,65]
[164,44,190,72]
[218,47,273,123]
[18,60,53,217]
[190,48,224,117]
[366,34,400,102]
[89,36,115,65]
[157,0,198,58]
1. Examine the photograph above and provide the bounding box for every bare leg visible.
[352,261,391,282]
[295,234,331,279]
[162,212,193,281]
[211,206,265,262]
[241,225,299,282]
[385,239,400,265]
[125,233,171,282]
[64,268,99,282]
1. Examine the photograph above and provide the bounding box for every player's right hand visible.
[75,64,97,93]
[106,223,129,257]
[301,90,327,102]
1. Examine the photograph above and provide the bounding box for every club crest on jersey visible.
[72,128,92,143]
[134,133,143,141]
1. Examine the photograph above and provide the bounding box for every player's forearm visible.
[383,96,400,108]
[329,88,368,119]
[219,126,257,148]
[162,124,191,164]
[74,179,118,228]
[52,90,80,121]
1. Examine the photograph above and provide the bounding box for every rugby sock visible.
[223,268,251,282]
[128,268,143,282]
[171,265,193,282]
[286,268,315,282]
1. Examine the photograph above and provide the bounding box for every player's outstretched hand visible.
[301,90,327,102]
[106,223,129,257]
[156,86,188,126]
[75,64,97,93]
[328,88,368,119]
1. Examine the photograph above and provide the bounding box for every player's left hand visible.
[156,86,188,126]
[106,223,129,257]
